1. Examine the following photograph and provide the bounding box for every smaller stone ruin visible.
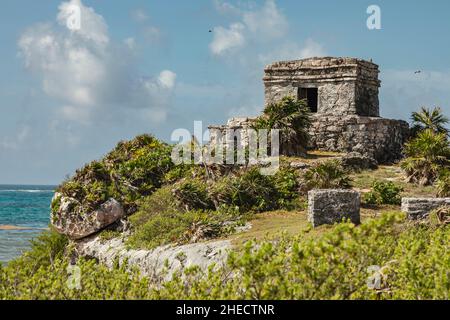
[308,189,361,227]
[401,197,450,220]
[209,57,410,163]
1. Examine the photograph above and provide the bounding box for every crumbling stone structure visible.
[209,57,410,163]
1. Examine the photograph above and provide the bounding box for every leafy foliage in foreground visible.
[1,213,448,300]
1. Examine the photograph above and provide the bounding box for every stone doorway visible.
[298,87,318,112]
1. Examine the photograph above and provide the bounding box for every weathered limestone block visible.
[51,193,125,240]
[308,189,361,227]
[401,197,450,220]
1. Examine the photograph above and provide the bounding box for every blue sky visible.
[0,0,449,184]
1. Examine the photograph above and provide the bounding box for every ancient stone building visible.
[209,57,410,163]
[264,57,380,117]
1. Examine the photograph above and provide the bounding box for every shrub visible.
[55,134,174,215]
[210,167,278,213]
[436,169,450,197]
[127,207,243,250]
[253,96,311,156]
[273,166,301,210]
[172,178,215,211]
[154,212,450,300]
[302,160,352,191]
[411,106,449,136]
[2,212,449,300]
[128,186,182,227]
[363,181,403,205]
[400,129,450,185]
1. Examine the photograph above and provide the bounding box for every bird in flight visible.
[414,70,421,74]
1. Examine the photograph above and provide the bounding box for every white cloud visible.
[158,70,177,89]
[124,37,136,50]
[210,23,245,55]
[131,8,149,23]
[242,0,288,39]
[18,0,176,124]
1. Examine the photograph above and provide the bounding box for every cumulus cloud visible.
[18,0,175,124]
[242,0,288,39]
[210,23,245,56]
[209,0,322,60]
[158,70,177,89]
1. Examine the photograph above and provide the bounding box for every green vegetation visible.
[2,212,448,299]
[301,159,352,191]
[55,134,173,215]
[411,106,449,136]
[11,105,448,300]
[126,166,301,249]
[253,96,311,156]
[363,181,403,206]
[436,169,450,197]
[400,129,450,185]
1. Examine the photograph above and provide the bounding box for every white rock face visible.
[76,236,232,281]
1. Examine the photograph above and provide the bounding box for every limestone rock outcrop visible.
[51,193,125,240]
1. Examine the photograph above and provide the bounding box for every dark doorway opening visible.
[298,87,318,112]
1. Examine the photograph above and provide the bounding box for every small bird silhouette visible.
[209,29,212,33]
[414,70,421,74]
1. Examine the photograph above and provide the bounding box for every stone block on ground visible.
[308,189,361,227]
[401,197,450,220]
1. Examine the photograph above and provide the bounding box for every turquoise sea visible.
[0,185,55,263]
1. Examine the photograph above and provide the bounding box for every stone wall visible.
[263,57,380,117]
[308,114,409,163]
[308,189,361,227]
[401,197,450,220]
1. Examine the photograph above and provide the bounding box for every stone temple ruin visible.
[209,57,409,163]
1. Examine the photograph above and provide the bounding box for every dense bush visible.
[172,178,215,211]
[154,212,449,300]
[127,206,243,249]
[209,167,279,213]
[436,169,450,197]
[2,212,448,300]
[55,134,174,215]
[301,160,352,191]
[400,129,450,185]
[253,96,311,156]
[363,181,403,205]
